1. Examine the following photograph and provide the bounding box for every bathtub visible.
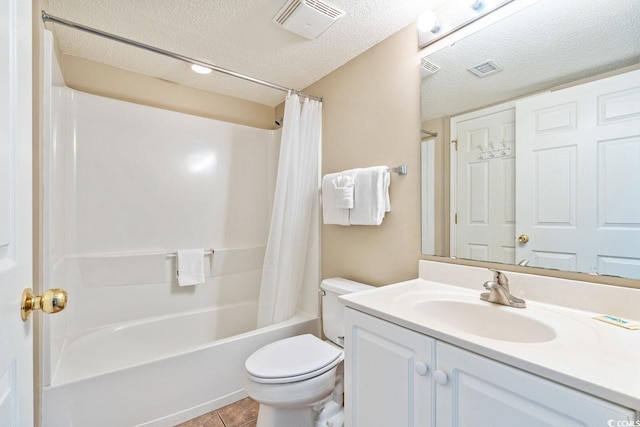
[42,303,319,427]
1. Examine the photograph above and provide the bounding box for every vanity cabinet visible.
[344,307,435,426]
[435,341,635,426]
[344,308,636,427]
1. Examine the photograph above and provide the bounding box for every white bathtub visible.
[42,303,319,427]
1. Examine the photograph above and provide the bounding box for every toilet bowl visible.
[244,278,373,427]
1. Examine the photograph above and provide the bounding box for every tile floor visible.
[176,397,259,427]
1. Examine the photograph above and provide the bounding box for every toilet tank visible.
[321,278,374,346]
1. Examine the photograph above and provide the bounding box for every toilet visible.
[244,278,373,427]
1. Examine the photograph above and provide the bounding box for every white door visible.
[516,70,640,276]
[0,1,34,426]
[452,104,516,264]
[344,308,435,427]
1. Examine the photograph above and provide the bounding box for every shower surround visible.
[41,32,319,426]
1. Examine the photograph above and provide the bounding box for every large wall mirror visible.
[420,0,640,280]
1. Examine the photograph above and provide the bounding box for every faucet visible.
[480,268,526,308]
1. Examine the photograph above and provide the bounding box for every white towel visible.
[322,169,360,225]
[384,169,391,212]
[350,166,391,226]
[332,175,355,209]
[177,249,205,286]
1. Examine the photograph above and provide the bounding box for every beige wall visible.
[61,54,276,130]
[305,24,422,286]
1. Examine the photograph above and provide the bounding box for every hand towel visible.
[332,174,355,209]
[384,169,391,212]
[322,169,360,225]
[350,166,390,225]
[177,249,205,286]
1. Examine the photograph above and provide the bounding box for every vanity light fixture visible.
[470,0,485,11]
[190,64,212,74]
[418,0,515,49]
[417,10,441,33]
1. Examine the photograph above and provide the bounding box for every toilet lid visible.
[245,334,343,384]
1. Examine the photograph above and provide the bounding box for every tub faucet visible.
[480,268,526,308]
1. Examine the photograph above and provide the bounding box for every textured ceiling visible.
[47,0,446,107]
[420,0,640,121]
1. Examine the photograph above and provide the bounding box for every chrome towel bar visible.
[166,249,215,258]
[389,165,408,175]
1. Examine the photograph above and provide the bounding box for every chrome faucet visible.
[480,268,526,308]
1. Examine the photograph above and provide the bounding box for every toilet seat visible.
[246,334,343,384]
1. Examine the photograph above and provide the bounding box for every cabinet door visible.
[435,341,636,427]
[344,308,435,427]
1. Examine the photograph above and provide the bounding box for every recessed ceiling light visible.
[190,64,212,75]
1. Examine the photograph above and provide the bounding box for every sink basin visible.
[415,300,557,343]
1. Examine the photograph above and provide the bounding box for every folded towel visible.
[332,175,355,209]
[177,249,205,286]
[322,169,360,225]
[350,166,390,226]
[384,169,391,212]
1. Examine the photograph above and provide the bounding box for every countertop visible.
[340,276,640,410]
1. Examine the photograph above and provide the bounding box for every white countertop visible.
[339,262,640,410]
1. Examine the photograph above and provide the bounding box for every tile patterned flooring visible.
[176,397,259,427]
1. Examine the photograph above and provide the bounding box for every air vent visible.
[467,60,503,77]
[420,58,441,77]
[273,0,344,40]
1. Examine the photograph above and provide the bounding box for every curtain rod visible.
[41,11,323,103]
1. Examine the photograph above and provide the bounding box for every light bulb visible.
[417,11,440,33]
[190,64,212,75]
[470,0,484,11]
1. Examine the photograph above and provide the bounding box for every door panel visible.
[516,70,640,275]
[0,1,33,426]
[453,107,516,263]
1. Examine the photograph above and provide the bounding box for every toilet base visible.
[256,404,315,427]
[314,401,344,427]
[256,401,344,427]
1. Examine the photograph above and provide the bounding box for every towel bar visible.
[389,165,408,175]
[166,249,215,258]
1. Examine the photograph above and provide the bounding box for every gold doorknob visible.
[21,288,68,321]
[517,234,530,244]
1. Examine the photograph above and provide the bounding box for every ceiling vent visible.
[273,0,345,40]
[420,58,441,78]
[467,60,503,78]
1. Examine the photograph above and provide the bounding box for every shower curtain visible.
[257,94,322,327]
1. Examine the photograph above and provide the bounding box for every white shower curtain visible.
[257,94,322,327]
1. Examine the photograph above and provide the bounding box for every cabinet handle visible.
[434,370,449,386]
[415,362,429,376]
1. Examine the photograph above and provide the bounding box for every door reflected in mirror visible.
[420,0,640,279]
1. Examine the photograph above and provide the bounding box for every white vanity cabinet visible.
[435,341,635,426]
[344,307,636,427]
[344,307,436,426]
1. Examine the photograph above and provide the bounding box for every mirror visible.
[420,0,640,279]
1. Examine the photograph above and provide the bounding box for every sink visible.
[414,299,557,343]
